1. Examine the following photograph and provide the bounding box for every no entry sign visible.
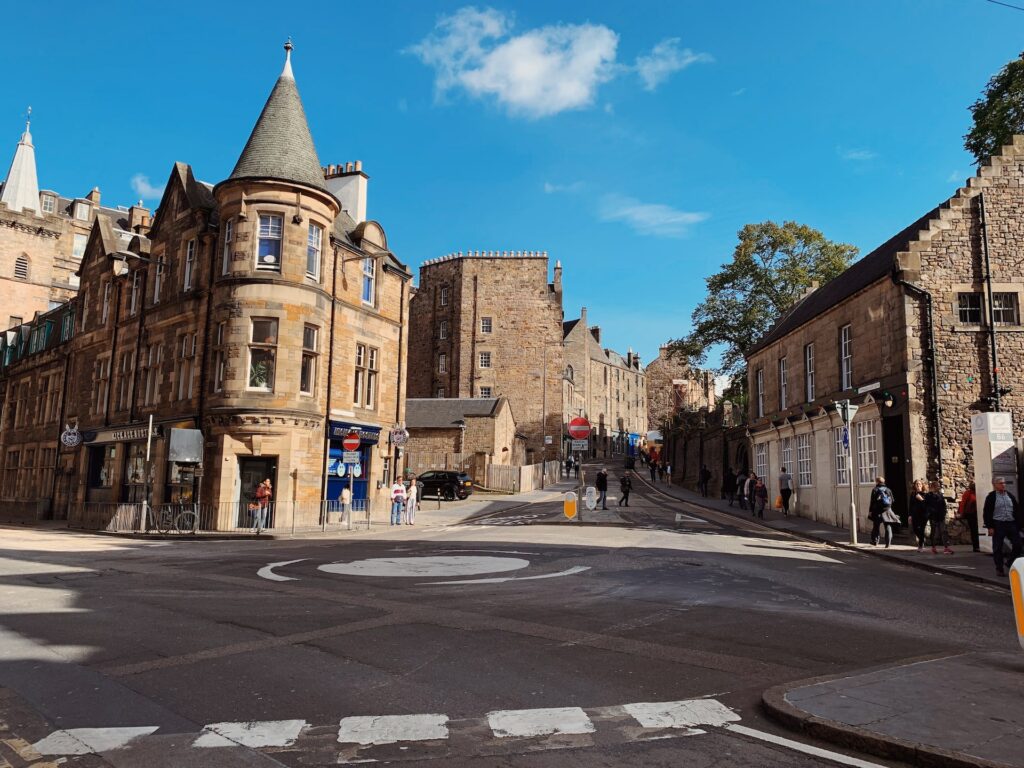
[342,432,361,451]
[567,417,591,440]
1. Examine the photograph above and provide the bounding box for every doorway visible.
[237,456,277,528]
[882,416,908,523]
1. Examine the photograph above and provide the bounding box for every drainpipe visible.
[979,192,1001,411]
[891,271,944,479]
[319,241,340,508]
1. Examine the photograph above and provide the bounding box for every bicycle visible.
[147,503,199,534]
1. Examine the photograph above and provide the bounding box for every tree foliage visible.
[668,221,857,377]
[965,52,1024,164]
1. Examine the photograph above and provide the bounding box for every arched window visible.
[566,364,574,381]
[14,256,29,281]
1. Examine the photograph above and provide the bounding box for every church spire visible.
[227,40,327,193]
[0,107,41,215]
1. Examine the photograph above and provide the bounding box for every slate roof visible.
[228,68,327,193]
[406,398,501,429]
[562,318,580,338]
[746,206,940,356]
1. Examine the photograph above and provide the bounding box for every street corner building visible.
[744,136,1024,533]
[0,43,413,529]
[406,250,564,462]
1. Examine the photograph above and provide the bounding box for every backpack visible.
[875,486,893,508]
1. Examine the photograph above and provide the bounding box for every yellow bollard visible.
[563,491,578,520]
[1011,559,1024,651]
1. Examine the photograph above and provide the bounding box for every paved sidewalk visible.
[634,473,1010,589]
[763,652,1024,768]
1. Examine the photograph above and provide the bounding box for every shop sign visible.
[86,425,164,444]
[390,427,409,447]
[329,421,381,444]
[60,424,83,448]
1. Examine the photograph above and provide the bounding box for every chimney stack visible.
[86,186,101,206]
[128,200,151,234]
[323,160,369,223]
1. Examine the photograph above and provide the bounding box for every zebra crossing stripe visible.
[193,719,306,748]
[337,714,449,746]
[623,699,741,730]
[32,727,158,755]
[487,707,595,738]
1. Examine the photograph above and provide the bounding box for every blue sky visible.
[3,1,1023,370]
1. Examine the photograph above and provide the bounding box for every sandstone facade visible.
[645,345,715,434]
[407,252,563,461]
[745,136,1024,532]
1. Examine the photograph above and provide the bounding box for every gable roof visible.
[562,318,580,338]
[406,398,501,429]
[746,206,939,356]
[227,47,328,193]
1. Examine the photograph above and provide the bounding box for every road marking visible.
[33,727,158,755]
[319,556,530,578]
[421,565,591,586]
[257,559,307,581]
[675,513,708,523]
[623,699,740,730]
[338,714,449,745]
[721,723,888,768]
[487,707,595,738]
[193,719,306,748]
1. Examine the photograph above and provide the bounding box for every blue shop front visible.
[326,421,382,502]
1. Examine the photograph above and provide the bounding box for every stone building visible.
[0,112,139,327]
[0,43,412,526]
[561,307,647,458]
[745,136,1024,533]
[406,251,563,462]
[645,344,716,434]
[404,396,526,479]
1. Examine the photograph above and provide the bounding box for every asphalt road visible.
[0,466,1016,767]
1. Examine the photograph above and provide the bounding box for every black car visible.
[417,470,474,500]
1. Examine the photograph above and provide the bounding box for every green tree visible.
[965,52,1024,164]
[669,221,857,378]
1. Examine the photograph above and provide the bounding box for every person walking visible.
[925,480,954,555]
[595,467,609,509]
[956,481,980,553]
[982,476,1023,577]
[735,469,748,510]
[253,478,272,533]
[868,476,897,548]
[698,465,712,497]
[618,471,632,507]
[405,476,418,525]
[340,485,352,526]
[390,479,407,526]
[778,467,794,517]
[657,462,665,482]
[746,472,758,516]
[565,456,574,479]
[908,479,928,551]
[574,460,580,480]
[665,462,672,484]
[723,467,736,507]
[649,460,657,483]
[753,478,768,519]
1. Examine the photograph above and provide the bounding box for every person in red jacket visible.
[956,481,980,553]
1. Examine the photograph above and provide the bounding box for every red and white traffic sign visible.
[567,417,591,440]
[342,431,361,451]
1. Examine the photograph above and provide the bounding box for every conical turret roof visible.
[0,109,40,214]
[228,41,327,192]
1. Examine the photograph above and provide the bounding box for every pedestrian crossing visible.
[31,697,741,763]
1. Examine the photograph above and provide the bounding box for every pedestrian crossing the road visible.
[31,698,741,763]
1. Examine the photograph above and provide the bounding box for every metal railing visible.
[67,498,382,535]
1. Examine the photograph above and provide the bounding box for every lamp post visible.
[539,341,565,489]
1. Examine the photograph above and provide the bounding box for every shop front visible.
[327,421,381,502]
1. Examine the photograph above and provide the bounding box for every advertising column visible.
[971,412,1017,554]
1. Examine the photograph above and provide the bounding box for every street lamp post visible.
[539,341,564,489]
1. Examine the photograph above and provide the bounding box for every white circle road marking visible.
[257,559,308,581]
[420,565,591,586]
[318,556,530,578]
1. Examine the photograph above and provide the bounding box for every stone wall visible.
[646,345,714,434]
[670,403,749,498]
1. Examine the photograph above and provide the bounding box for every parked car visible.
[417,470,474,500]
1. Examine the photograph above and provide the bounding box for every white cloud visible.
[634,38,712,91]
[946,170,961,183]
[731,87,746,97]
[714,375,731,396]
[543,180,584,194]
[838,147,877,162]
[130,173,164,200]
[599,194,709,238]
[408,7,618,118]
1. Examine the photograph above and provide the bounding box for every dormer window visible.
[40,195,55,214]
[74,202,90,221]
[257,214,283,271]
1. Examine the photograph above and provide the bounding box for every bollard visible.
[563,491,578,521]
[1011,559,1024,651]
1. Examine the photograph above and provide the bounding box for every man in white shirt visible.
[390,481,407,526]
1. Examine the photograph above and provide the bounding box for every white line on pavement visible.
[256,559,307,581]
[33,727,159,755]
[193,719,307,748]
[720,723,889,768]
[337,714,449,745]
[420,565,591,586]
[487,707,595,738]
[623,699,741,730]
